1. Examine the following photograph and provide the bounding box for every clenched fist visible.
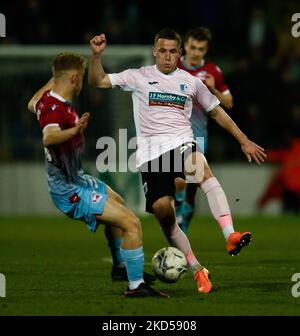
[90,34,107,56]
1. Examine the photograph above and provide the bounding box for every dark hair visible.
[154,28,181,47]
[53,52,86,76]
[184,27,212,45]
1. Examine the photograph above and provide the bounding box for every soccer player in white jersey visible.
[175,27,250,254]
[88,29,266,293]
[28,52,165,298]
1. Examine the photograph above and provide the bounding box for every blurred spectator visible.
[122,0,141,43]
[226,54,280,152]
[244,5,278,64]
[10,107,41,159]
[278,44,300,84]
[257,136,300,214]
[21,0,50,44]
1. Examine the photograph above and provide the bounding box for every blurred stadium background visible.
[1,0,300,318]
[0,0,300,217]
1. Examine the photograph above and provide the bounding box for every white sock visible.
[201,177,234,241]
[129,279,144,290]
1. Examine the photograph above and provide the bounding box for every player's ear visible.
[152,46,157,57]
[70,73,78,84]
[179,48,183,57]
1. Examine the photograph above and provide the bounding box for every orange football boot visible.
[194,267,212,293]
[226,232,252,256]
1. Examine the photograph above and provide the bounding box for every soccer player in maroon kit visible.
[28,52,165,298]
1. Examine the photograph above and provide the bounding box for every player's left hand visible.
[241,140,267,165]
[204,73,216,91]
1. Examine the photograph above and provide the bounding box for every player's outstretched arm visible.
[43,113,90,147]
[88,34,112,89]
[210,105,267,165]
[27,78,54,113]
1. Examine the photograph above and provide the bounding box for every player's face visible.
[153,39,181,74]
[184,38,208,67]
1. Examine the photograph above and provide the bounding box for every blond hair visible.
[52,52,86,77]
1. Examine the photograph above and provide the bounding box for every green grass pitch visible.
[0,215,299,316]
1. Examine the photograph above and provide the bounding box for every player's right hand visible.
[90,34,107,56]
[77,112,90,134]
[204,73,216,91]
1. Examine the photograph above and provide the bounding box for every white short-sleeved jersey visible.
[108,65,219,167]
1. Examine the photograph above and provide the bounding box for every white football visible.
[152,247,188,283]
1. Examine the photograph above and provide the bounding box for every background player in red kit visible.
[27,52,165,298]
[175,27,250,254]
[257,137,300,213]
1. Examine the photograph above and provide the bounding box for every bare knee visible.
[120,209,140,233]
[120,210,142,246]
[129,213,141,234]
[152,198,173,218]
[152,197,176,228]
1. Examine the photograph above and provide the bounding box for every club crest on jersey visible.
[68,192,81,204]
[92,192,103,203]
[179,83,188,92]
